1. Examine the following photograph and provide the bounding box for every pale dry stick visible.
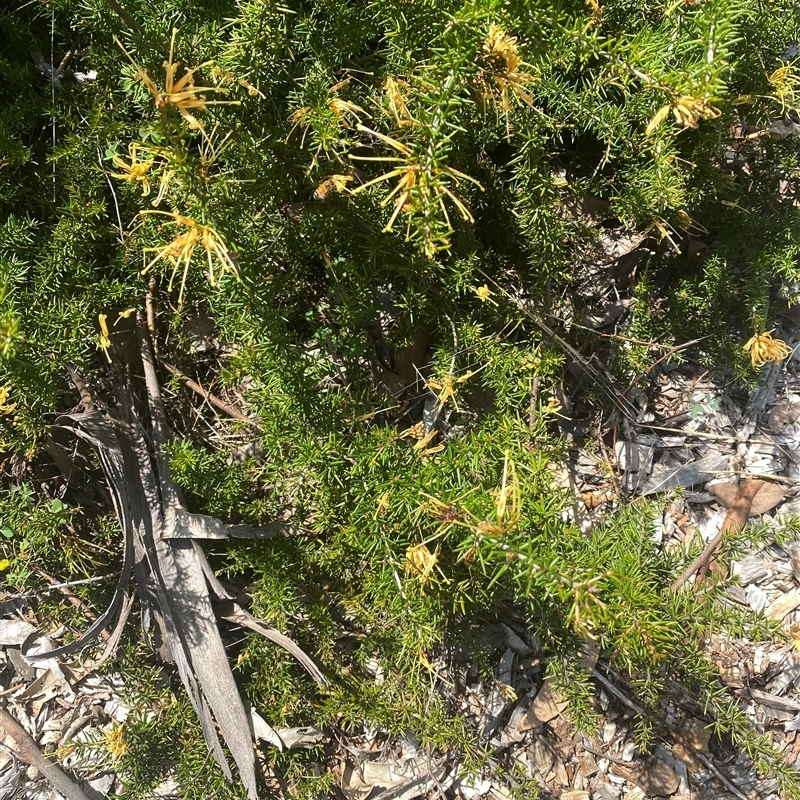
[634,421,789,450]
[0,707,92,800]
[98,148,124,242]
[528,374,538,431]
[145,278,160,359]
[581,742,634,767]
[670,479,764,592]
[3,572,119,601]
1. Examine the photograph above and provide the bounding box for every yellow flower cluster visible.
[109,142,172,205]
[478,24,536,114]
[118,29,238,131]
[141,211,240,309]
[0,386,16,414]
[743,330,792,367]
[405,543,440,586]
[768,58,800,115]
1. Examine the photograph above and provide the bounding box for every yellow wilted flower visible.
[478,24,536,113]
[646,95,721,135]
[140,211,240,308]
[109,142,172,205]
[288,77,369,150]
[0,559,10,571]
[97,314,112,363]
[427,369,475,411]
[743,329,792,368]
[384,77,415,128]
[109,142,153,192]
[405,543,440,585]
[0,386,16,415]
[472,284,498,306]
[350,124,483,254]
[768,58,800,115]
[117,29,238,130]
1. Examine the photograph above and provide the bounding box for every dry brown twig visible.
[145,283,260,428]
[670,478,786,591]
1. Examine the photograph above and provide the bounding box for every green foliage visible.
[4,0,800,796]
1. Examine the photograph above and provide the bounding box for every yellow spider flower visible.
[105,723,127,761]
[405,543,440,586]
[140,211,240,308]
[384,77,415,128]
[350,125,482,254]
[117,29,238,130]
[472,284,498,306]
[743,329,792,368]
[109,142,154,195]
[420,456,522,564]
[288,77,369,150]
[0,386,16,414]
[769,58,800,115]
[109,142,173,205]
[427,369,475,410]
[478,24,536,113]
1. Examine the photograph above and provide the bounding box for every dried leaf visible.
[766,398,800,432]
[708,479,786,515]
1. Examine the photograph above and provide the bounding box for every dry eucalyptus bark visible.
[21,312,324,800]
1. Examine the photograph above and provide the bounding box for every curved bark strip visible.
[20,310,326,800]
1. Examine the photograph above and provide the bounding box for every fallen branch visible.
[22,309,324,800]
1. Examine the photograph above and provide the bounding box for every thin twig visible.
[671,479,764,592]
[3,572,119,600]
[528,375,538,431]
[477,268,640,421]
[99,148,124,242]
[623,336,710,395]
[581,742,633,767]
[693,751,749,800]
[161,361,260,428]
[591,668,645,715]
[0,707,92,800]
[145,284,257,427]
[30,565,111,642]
